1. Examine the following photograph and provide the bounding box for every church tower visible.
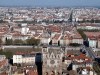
[42,47,64,75]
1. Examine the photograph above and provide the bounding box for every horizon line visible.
[0,5,100,8]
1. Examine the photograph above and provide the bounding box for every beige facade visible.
[42,47,64,75]
[60,38,70,46]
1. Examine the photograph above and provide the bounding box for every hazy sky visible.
[0,0,100,7]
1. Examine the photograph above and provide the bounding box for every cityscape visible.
[0,0,100,75]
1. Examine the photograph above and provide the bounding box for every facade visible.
[97,38,100,48]
[71,38,83,44]
[42,47,64,75]
[71,33,83,44]
[84,32,99,48]
[87,36,97,48]
[13,54,35,64]
[77,24,100,30]
[88,39,97,48]
[41,38,51,45]
[52,33,62,45]
[21,27,29,35]
[60,35,70,46]
[0,55,9,74]
[38,33,51,45]
[64,54,94,75]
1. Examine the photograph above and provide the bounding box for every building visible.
[84,32,99,48]
[42,47,64,75]
[38,32,51,45]
[64,53,94,75]
[77,23,100,30]
[21,23,29,35]
[52,33,62,45]
[71,32,83,44]
[13,53,35,65]
[0,55,9,74]
[60,34,71,46]
[97,37,100,48]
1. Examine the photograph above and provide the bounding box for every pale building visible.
[88,37,97,48]
[60,35,70,46]
[21,23,29,35]
[38,33,51,45]
[52,33,62,45]
[71,33,83,44]
[13,54,35,64]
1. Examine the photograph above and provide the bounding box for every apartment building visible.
[13,53,35,65]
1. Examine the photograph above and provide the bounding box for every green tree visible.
[0,50,13,58]
[26,38,40,46]
[34,39,40,46]
[13,39,24,45]
[77,29,87,40]
[0,39,2,46]
[5,39,13,45]
[69,43,81,47]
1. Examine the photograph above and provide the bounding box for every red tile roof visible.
[52,34,61,40]
[84,32,100,40]
[27,70,38,75]
[0,59,8,68]
[15,52,31,55]
[0,72,8,75]
[65,53,92,64]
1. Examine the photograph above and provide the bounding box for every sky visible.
[0,0,100,7]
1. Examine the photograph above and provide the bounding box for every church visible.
[42,46,64,75]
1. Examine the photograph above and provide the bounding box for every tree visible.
[5,39,13,45]
[34,39,40,46]
[0,39,2,46]
[13,39,24,45]
[69,43,81,47]
[77,29,87,40]
[26,38,35,45]
[0,50,13,58]
[26,38,40,46]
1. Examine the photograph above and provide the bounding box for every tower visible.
[42,47,64,75]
